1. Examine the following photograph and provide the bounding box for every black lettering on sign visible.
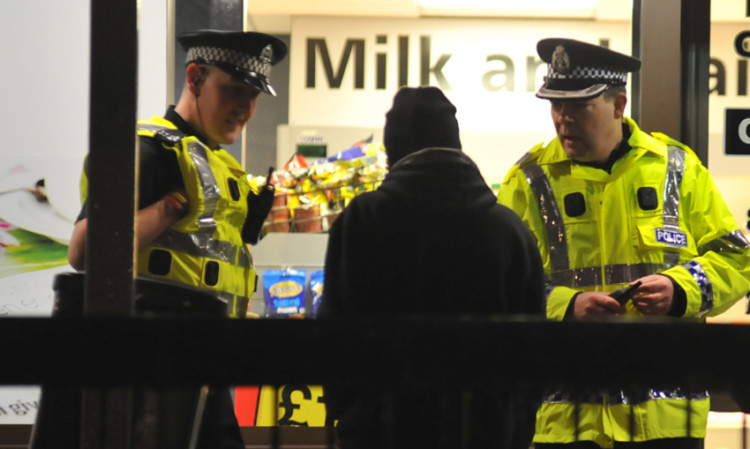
[482,54,515,92]
[316,392,335,427]
[420,36,452,90]
[306,39,365,89]
[278,385,311,426]
[735,30,750,58]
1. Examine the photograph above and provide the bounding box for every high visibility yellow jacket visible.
[498,117,750,447]
[81,116,257,318]
[136,117,257,317]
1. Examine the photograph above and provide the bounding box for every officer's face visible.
[198,67,261,147]
[550,93,625,163]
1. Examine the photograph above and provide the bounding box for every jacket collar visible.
[538,116,667,167]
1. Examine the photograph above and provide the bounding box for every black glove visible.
[242,167,275,244]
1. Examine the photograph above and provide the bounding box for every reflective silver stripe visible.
[522,162,569,273]
[701,230,750,254]
[604,263,664,285]
[543,388,709,406]
[187,140,221,235]
[138,123,164,135]
[662,146,686,268]
[549,263,665,289]
[607,388,709,406]
[150,228,252,267]
[549,267,600,288]
[682,260,714,317]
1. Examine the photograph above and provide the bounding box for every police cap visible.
[536,37,641,100]
[178,29,288,96]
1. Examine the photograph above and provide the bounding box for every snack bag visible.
[262,269,306,318]
[309,270,325,318]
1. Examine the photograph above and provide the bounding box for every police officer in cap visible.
[68,30,287,448]
[499,38,750,448]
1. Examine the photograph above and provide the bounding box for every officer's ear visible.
[613,92,627,119]
[186,63,205,96]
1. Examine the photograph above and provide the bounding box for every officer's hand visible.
[631,274,674,315]
[573,292,625,318]
[243,167,276,245]
[163,190,189,220]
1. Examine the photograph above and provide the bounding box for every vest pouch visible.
[148,249,172,276]
[204,260,220,286]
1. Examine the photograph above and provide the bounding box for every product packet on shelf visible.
[309,270,324,318]
[262,268,307,318]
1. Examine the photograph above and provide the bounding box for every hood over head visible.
[383,86,461,167]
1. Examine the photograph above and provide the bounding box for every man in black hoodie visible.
[317,86,546,449]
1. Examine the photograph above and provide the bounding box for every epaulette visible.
[137,122,186,145]
[138,123,186,145]
[502,142,545,184]
[649,132,700,161]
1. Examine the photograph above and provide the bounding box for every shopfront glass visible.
[3,0,750,445]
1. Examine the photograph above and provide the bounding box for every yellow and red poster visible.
[235,385,329,427]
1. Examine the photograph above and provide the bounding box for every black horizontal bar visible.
[1,317,747,390]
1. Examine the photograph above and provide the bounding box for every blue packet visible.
[309,270,325,317]
[262,269,306,317]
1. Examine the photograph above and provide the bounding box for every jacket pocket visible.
[636,224,697,262]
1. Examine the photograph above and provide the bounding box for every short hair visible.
[602,85,627,102]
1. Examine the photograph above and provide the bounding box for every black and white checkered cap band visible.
[187,46,271,77]
[547,64,627,84]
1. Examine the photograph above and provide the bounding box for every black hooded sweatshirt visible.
[318,147,546,449]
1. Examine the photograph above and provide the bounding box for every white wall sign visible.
[289,16,632,132]
[288,16,633,179]
[289,16,750,182]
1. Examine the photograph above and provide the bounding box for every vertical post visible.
[630,0,641,124]
[632,0,710,166]
[82,0,138,446]
[85,0,137,316]
[631,0,683,140]
[680,0,711,166]
[167,0,177,107]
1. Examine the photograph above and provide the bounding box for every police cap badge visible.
[536,37,641,100]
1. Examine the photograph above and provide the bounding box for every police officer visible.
[67,29,287,448]
[498,38,750,448]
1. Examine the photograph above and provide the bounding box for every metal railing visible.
[4,316,749,389]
